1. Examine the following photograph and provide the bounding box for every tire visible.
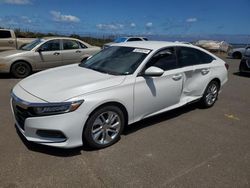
[11,61,31,78]
[83,105,125,149]
[233,52,242,59]
[200,81,220,108]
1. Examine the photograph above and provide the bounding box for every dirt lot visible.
[0,56,249,188]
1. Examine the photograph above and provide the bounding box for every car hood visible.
[18,64,126,102]
[104,42,115,47]
[0,50,28,58]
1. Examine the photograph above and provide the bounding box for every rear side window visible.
[63,40,80,50]
[198,50,215,64]
[79,42,87,49]
[178,47,214,67]
[0,30,11,38]
[127,38,143,42]
[146,47,177,71]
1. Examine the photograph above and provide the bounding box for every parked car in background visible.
[0,29,35,52]
[228,47,248,59]
[239,47,250,74]
[0,37,101,78]
[103,36,148,48]
[11,41,228,149]
[195,40,231,53]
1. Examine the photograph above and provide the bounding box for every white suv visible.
[11,41,228,149]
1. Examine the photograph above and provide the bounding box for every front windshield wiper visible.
[80,65,125,76]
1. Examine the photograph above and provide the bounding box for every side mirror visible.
[37,48,43,53]
[143,66,164,77]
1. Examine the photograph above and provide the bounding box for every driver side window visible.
[40,40,60,51]
[146,47,177,71]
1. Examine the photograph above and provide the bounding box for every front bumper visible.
[227,52,233,58]
[11,89,88,148]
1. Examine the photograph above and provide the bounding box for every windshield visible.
[21,39,45,51]
[80,46,151,75]
[114,37,127,43]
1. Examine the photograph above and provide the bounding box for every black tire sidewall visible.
[201,81,219,108]
[83,105,125,149]
[11,61,31,78]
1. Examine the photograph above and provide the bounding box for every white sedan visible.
[11,41,228,149]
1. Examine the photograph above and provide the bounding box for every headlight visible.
[31,100,84,116]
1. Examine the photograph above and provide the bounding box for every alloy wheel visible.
[91,111,121,145]
[205,83,218,106]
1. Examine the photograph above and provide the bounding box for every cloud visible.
[186,18,198,23]
[50,11,80,23]
[146,22,153,28]
[130,23,136,28]
[0,15,35,28]
[4,0,30,5]
[96,23,124,31]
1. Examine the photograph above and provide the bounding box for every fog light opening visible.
[36,130,67,140]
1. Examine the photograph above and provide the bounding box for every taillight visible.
[225,63,229,70]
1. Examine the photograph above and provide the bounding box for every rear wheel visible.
[11,61,31,78]
[233,52,242,59]
[200,81,219,108]
[83,105,125,149]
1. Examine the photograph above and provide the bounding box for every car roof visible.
[112,41,194,50]
[43,37,80,40]
[117,36,147,39]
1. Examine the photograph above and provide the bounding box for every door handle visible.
[201,69,210,75]
[8,40,14,44]
[53,52,60,56]
[172,74,182,81]
[75,50,81,53]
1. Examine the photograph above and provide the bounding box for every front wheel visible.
[83,105,125,149]
[200,81,219,108]
[11,61,31,78]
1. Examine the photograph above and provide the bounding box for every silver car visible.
[0,37,101,78]
[227,47,247,59]
[103,37,148,48]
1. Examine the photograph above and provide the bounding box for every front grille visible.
[12,99,32,130]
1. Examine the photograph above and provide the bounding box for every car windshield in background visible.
[21,39,45,51]
[80,46,151,75]
[114,37,127,43]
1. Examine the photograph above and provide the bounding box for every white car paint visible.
[11,41,228,148]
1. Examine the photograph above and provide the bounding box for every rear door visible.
[61,39,83,65]
[0,30,16,51]
[34,39,62,70]
[177,47,214,97]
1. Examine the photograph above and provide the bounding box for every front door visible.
[34,39,62,70]
[134,47,183,120]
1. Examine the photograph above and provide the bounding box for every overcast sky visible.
[0,0,249,39]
